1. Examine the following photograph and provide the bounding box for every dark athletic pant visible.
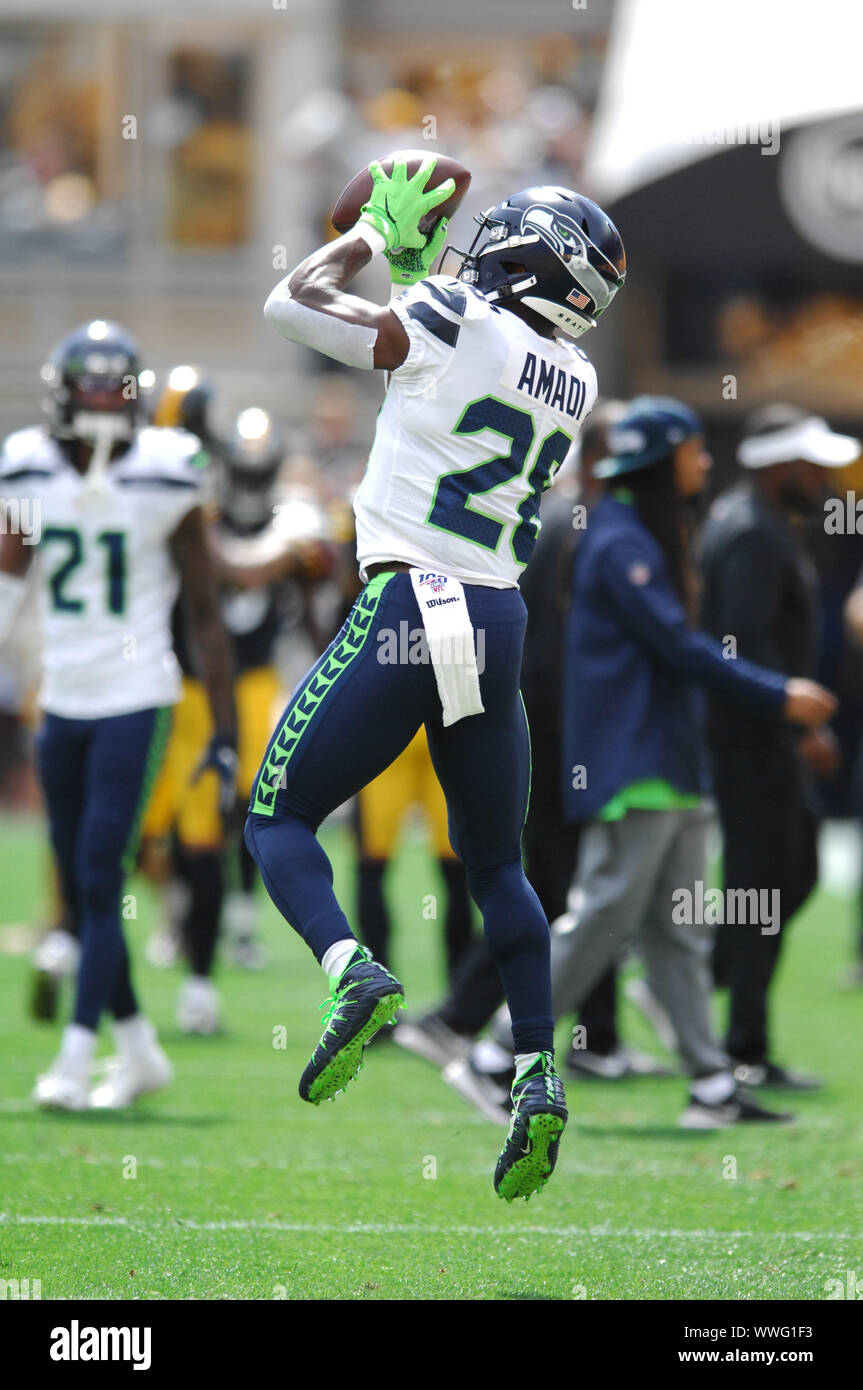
[173,841,222,978]
[437,697,619,1053]
[245,572,554,1054]
[709,733,819,1065]
[37,706,171,1030]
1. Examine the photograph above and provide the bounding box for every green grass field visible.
[1,811,862,1301]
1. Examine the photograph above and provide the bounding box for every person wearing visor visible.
[492,397,836,1126]
[701,404,859,1090]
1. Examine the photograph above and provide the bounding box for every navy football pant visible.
[37,706,171,1030]
[245,572,554,1053]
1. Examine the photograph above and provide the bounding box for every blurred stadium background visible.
[2,0,863,1303]
[0,0,861,447]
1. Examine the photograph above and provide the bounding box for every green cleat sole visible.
[305,992,405,1105]
[496,1111,566,1203]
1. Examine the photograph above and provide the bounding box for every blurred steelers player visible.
[142,377,333,1029]
[139,365,230,1033]
[0,322,237,1109]
[213,406,334,970]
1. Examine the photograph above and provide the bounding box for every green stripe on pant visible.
[251,572,394,817]
[121,705,173,874]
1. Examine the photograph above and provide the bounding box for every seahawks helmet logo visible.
[519,202,617,318]
[520,205,591,269]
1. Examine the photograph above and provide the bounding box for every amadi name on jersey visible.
[0,424,207,719]
[354,275,597,590]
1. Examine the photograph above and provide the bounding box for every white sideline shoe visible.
[177,976,221,1035]
[394,1014,472,1068]
[443,1052,513,1125]
[90,1019,173,1109]
[32,1061,89,1111]
[33,928,80,978]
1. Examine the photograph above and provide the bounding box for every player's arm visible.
[0,523,33,646]
[214,527,333,591]
[597,540,836,727]
[170,506,236,740]
[268,235,409,371]
[264,156,453,372]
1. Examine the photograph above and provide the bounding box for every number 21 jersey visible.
[0,425,206,718]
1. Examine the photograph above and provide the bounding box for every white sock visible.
[691,1070,735,1105]
[322,938,360,981]
[113,1014,155,1058]
[59,1023,96,1070]
[514,1050,542,1078]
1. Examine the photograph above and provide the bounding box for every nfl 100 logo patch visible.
[418,573,447,594]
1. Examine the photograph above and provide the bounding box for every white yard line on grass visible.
[0,1213,858,1241]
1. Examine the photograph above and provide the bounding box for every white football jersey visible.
[354,275,597,589]
[0,424,207,718]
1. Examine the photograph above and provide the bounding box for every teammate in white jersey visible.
[247,162,625,1200]
[0,319,236,1110]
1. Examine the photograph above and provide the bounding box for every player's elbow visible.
[263,281,296,337]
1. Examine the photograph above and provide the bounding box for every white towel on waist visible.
[409,569,485,727]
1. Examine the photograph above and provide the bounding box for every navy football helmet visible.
[41,319,141,440]
[447,186,625,337]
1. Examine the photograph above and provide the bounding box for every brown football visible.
[331,150,471,239]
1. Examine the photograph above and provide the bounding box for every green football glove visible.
[385,216,449,286]
[358,155,455,252]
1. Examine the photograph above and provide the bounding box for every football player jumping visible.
[0,320,237,1110]
[248,159,625,1200]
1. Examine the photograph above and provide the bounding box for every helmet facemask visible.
[440,190,625,338]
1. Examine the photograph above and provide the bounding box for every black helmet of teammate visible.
[221,407,285,534]
[451,186,625,338]
[41,319,142,439]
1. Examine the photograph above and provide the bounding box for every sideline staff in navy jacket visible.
[537,397,837,1127]
[562,489,790,822]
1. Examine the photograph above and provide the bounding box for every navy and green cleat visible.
[299,946,405,1105]
[494,1052,568,1202]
